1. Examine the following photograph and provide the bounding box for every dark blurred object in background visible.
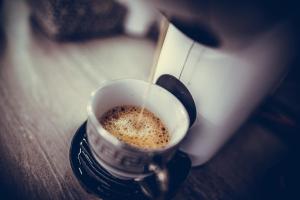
[27,0,127,41]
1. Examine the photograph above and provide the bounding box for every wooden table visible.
[0,1,291,200]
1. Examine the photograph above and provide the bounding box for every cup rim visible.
[87,78,190,153]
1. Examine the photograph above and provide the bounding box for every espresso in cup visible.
[100,105,170,149]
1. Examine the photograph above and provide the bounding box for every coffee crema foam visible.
[100,105,170,149]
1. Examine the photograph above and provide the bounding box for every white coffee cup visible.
[86,79,190,196]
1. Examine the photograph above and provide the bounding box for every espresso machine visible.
[69,1,299,199]
[150,0,297,166]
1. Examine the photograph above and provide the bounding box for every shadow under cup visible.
[86,79,190,180]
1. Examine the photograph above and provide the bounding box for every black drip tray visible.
[70,121,191,200]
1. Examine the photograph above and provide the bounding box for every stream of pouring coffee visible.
[136,18,169,127]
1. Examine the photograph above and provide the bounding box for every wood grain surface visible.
[0,1,291,200]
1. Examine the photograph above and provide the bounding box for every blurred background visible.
[0,0,161,83]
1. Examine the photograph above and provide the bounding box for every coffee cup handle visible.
[149,162,169,195]
[136,158,169,199]
[136,151,192,199]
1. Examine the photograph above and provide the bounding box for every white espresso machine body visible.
[154,24,294,166]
